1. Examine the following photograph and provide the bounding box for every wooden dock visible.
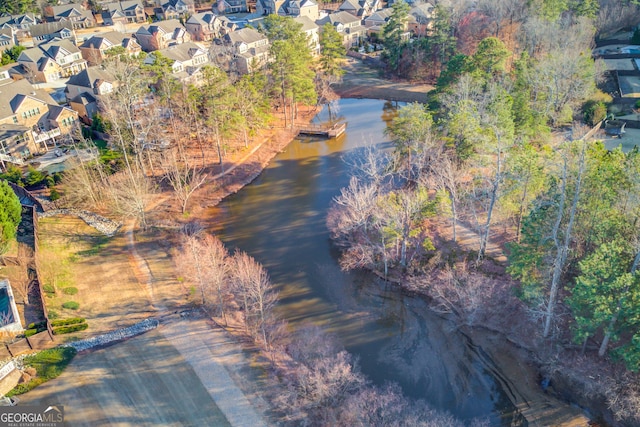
[297,122,346,138]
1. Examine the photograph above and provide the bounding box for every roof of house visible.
[80,31,139,50]
[66,67,115,89]
[0,27,13,38]
[40,38,81,58]
[224,27,266,45]
[137,19,186,36]
[29,22,74,38]
[186,11,217,25]
[48,5,94,22]
[103,0,144,13]
[19,39,82,71]
[365,8,393,22]
[0,79,56,120]
[289,0,317,9]
[338,0,359,11]
[70,91,97,105]
[160,0,195,8]
[153,41,206,63]
[0,13,38,27]
[293,16,318,32]
[317,11,362,26]
[0,124,30,141]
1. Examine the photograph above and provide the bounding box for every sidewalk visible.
[161,319,270,427]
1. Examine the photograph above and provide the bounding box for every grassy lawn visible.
[36,216,156,337]
[6,347,77,397]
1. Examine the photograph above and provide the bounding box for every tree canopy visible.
[0,180,21,256]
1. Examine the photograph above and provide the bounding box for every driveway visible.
[19,319,270,427]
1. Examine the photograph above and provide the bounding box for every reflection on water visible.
[212,99,525,425]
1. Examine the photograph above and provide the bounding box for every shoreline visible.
[145,64,595,425]
[182,103,591,425]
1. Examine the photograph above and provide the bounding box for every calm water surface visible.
[213,99,525,425]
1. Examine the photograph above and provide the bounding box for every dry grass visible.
[36,216,156,338]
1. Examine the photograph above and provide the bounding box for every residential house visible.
[0,14,39,39]
[68,92,97,125]
[144,42,209,85]
[43,4,96,29]
[0,28,15,53]
[0,13,38,32]
[255,0,287,16]
[364,8,392,28]
[0,78,78,160]
[217,0,249,13]
[409,3,434,36]
[218,27,269,75]
[65,67,116,99]
[65,67,117,122]
[185,12,226,41]
[363,7,394,38]
[102,0,147,24]
[294,16,319,56]
[18,39,87,83]
[286,0,319,20]
[135,19,191,52]
[155,0,195,20]
[337,0,377,18]
[30,22,76,45]
[80,31,142,64]
[316,11,365,47]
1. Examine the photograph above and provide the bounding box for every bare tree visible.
[230,251,278,351]
[201,234,230,324]
[176,232,209,305]
[11,274,31,306]
[433,151,462,243]
[160,149,207,214]
[107,166,156,229]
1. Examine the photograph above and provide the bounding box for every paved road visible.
[20,327,232,427]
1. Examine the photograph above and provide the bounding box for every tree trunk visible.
[478,148,502,262]
[516,174,531,243]
[450,190,457,243]
[543,143,585,338]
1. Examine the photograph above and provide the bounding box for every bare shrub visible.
[274,325,366,426]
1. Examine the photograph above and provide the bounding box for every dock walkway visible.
[296,122,346,138]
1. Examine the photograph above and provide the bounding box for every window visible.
[22,107,41,119]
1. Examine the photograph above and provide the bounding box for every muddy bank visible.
[334,57,434,103]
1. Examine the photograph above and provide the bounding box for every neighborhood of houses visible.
[0,0,435,170]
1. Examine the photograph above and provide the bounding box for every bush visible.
[42,284,55,294]
[62,301,79,310]
[24,329,38,337]
[6,347,77,397]
[27,321,47,330]
[632,28,640,45]
[49,188,60,201]
[47,309,58,320]
[62,287,77,295]
[0,165,23,185]
[583,100,608,126]
[51,317,85,327]
[24,166,46,187]
[52,323,88,335]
